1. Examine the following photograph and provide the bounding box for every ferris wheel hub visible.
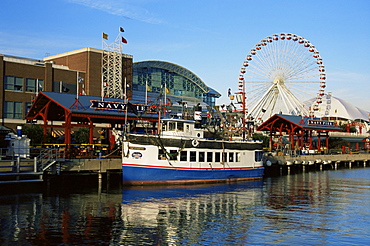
[273,78,284,85]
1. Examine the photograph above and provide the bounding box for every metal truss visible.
[102,34,123,99]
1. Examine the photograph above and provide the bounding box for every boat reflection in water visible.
[120,181,264,245]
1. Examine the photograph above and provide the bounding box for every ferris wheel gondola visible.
[236,32,326,122]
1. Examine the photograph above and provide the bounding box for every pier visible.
[264,153,370,175]
[0,148,121,184]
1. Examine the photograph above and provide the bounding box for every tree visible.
[22,124,44,145]
[252,133,269,148]
[72,127,89,144]
[328,137,349,149]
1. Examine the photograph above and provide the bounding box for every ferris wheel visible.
[237,32,326,122]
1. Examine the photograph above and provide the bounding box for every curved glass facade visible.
[133,61,220,107]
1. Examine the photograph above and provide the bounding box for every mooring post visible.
[34,157,37,173]
[16,156,20,173]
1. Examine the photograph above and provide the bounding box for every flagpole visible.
[145,80,148,105]
[164,82,167,103]
[77,71,79,100]
[36,79,39,97]
[124,77,128,127]
[164,82,167,116]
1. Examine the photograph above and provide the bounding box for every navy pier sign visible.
[90,100,147,114]
[308,119,334,126]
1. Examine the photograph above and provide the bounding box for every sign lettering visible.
[90,100,148,113]
[308,120,334,126]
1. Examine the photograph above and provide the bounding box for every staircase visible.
[0,148,65,184]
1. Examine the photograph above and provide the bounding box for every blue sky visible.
[1,0,369,112]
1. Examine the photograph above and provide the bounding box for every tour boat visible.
[121,118,264,185]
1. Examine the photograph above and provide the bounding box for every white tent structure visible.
[306,94,369,122]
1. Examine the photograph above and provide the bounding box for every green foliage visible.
[22,124,44,145]
[328,137,349,149]
[72,127,89,144]
[252,133,269,147]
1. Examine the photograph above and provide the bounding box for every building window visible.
[25,102,32,116]
[5,76,23,91]
[4,101,22,119]
[52,81,77,94]
[26,78,44,92]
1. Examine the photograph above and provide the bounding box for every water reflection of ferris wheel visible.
[236,32,326,122]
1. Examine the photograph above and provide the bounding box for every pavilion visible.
[257,114,343,153]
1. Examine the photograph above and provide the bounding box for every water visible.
[1,168,370,245]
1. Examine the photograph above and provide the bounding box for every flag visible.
[146,85,151,91]
[120,27,125,32]
[228,88,231,97]
[166,87,170,93]
[102,32,108,40]
[122,37,128,44]
[126,102,138,115]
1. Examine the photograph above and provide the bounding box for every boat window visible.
[158,149,166,160]
[206,152,213,162]
[199,152,205,162]
[180,151,187,161]
[215,152,220,162]
[190,151,196,162]
[169,122,176,131]
[236,152,241,162]
[177,122,184,131]
[255,151,263,162]
[186,125,190,132]
[229,153,234,162]
[162,122,167,132]
[169,150,178,160]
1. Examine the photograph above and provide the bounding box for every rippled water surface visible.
[1,168,370,245]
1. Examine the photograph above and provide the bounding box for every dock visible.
[0,148,122,184]
[264,153,370,175]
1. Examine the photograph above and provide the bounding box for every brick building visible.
[0,48,133,130]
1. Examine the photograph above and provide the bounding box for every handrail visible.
[36,148,65,172]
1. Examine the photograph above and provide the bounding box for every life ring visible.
[192,139,199,147]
